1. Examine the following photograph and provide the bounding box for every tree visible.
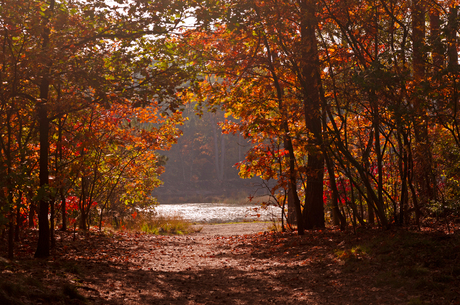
[298,0,325,229]
[183,0,328,232]
[0,0,196,257]
[181,0,460,230]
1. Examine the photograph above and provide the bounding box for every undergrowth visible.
[122,211,199,235]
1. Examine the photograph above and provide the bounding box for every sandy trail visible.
[192,222,273,236]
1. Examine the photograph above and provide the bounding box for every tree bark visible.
[15,195,21,242]
[411,0,435,215]
[429,7,443,72]
[211,113,223,181]
[8,206,14,259]
[300,0,325,229]
[285,137,305,234]
[447,6,458,72]
[79,176,87,231]
[35,0,55,259]
[28,196,35,228]
[324,151,346,230]
[35,101,50,257]
[58,116,67,231]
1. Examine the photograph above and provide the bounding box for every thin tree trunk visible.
[412,0,435,211]
[211,113,221,181]
[429,7,443,72]
[285,137,304,234]
[371,5,384,226]
[324,151,346,229]
[28,197,35,228]
[15,193,21,242]
[447,6,458,139]
[35,102,50,257]
[35,0,55,258]
[220,132,225,181]
[61,190,66,231]
[397,127,409,225]
[50,196,55,249]
[447,6,458,72]
[326,112,389,227]
[79,177,87,231]
[372,91,385,222]
[58,116,67,231]
[8,207,14,259]
[287,189,297,226]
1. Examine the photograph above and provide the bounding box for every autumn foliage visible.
[182,0,460,232]
[1,0,460,260]
[0,0,194,258]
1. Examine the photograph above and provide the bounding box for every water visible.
[155,202,282,223]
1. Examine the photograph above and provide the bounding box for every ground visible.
[193,222,271,236]
[1,222,460,304]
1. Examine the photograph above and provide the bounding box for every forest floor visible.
[1,221,460,305]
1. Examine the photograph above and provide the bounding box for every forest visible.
[0,0,460,302]
[155,104,266,204]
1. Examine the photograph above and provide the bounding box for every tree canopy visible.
[180,0,460,232]
[1,0,460,258]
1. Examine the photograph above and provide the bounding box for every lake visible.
[155,202,282,223]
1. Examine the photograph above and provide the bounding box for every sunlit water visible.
[155,203,282,223]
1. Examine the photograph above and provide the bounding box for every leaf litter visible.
[1,223,459,304]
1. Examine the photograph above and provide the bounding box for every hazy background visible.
[154,103,268,204]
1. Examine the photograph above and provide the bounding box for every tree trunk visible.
[287,189,297,226]
[35,101,50,258]
[300,0,325,229]
[60,191,66,231]
[79,177,87,231]
[50,196,55,249]
[211,113,222,181]
[15,193,22,242]
[220,132,225,181]
[35,0,55,259]
[412,0,435,211]
[397,126,409,225]
[58,117,67,231]
[368,199,375,225]
[8,207,14,259]
[447,6,458,72]
[28,196,35,228]
[429,8,443,72]
[447,6,458,127]
[325,151,346,230]
[326,109,389,227]
[285,137,305,234]
[371,90,385,223]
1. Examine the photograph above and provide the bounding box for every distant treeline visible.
[156,104,266,203]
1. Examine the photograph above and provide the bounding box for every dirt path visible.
[192,222,273,236]
[1,225,458,304]
[55,230,393,305]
